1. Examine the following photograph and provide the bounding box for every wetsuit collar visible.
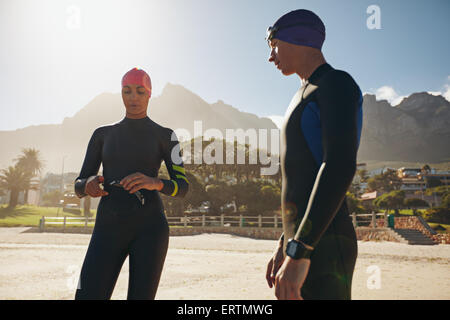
[121,116,151,124]
[307,63,333,85]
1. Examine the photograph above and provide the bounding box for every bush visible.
[423,207,450,224]
[63,207,82,215]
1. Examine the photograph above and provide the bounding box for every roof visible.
[360,191,377,200]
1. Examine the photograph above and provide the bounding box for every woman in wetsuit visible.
[74,68,189,300]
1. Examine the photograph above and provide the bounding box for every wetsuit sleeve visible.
[296,71,360,248]
[74,128,103,198]
[159,129,189,198]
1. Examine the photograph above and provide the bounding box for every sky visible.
[0,0,449,130]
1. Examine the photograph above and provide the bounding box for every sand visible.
[0,227,449,300]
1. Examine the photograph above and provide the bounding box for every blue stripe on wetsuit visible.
[301,90,363,166]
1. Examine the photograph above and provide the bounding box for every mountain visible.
[0,86,449,175]
[0,84,278,174]
[358,92,450,162]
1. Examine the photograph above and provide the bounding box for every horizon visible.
[1,82,448,132]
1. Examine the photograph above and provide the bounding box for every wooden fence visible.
[39,212,387,231]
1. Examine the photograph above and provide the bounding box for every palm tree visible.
[15,148,44,204]
[0,165,32,208]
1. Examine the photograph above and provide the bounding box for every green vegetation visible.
[0,205,97,227]
[0,148,44,208]
[373,190,406,215]
[427,223,450,233]
[366,169,402,193]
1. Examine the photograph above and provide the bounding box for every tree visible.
[256,184,281,215]
[425,186,448,197]
[0,165,32,208]
[373,190,406,216]
[422,189,449,224]
[205,183,232,215]
[404,198,429,215]
[346,192,365,214]
[349,181,362,197]
[15,148,44,204]
[183,172,207,210]
[357,169,369,183]
[367,169,401,193]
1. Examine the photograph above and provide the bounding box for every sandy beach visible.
[0,227,449,300]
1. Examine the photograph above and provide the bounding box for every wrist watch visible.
[286,238,314,260]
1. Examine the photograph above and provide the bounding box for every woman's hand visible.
[85,176,109,198]
[266,243,285,289]
[120,172,164,193]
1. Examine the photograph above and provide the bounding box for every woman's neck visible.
[125,111,148,119]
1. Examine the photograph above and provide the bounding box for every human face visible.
[268,39,297,76]
[121,84,150,118]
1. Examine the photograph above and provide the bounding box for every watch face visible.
[286,242,297,256]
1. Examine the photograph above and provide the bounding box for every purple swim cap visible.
[266,9,326,50]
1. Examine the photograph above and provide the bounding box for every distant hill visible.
[0,83,278,174]
[358,92,450,162]
[0,85,449,175]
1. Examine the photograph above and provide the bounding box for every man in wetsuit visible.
[264,10,363,300]
[74,68,189,299]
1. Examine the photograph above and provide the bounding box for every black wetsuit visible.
[280,63,363,300]
[74,116,189,300]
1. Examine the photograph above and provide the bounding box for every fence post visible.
[384,212,388,228]
[352,212,357,228]
[372,211,376,228]
[184,216,187,227]
[202,214,205,227]
[63,216,66,233]
[221,214,224,227]
[239,214,243,228]
[40,216,45,232]
[274,214,278,228]
[258,215,262,228]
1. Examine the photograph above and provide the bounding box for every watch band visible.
[286,238,314,260]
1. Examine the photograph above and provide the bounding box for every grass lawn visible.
[380,209,427,216]
[427,223,450,233]
[0,205,97,227]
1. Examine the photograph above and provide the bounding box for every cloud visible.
[427,75,450,102]
[443,85,450,102]
[426,82,450,102]
[375,86,405,106]
[374,79,450,106]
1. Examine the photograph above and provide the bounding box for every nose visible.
[268,47,276,63]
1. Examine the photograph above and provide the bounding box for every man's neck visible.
[297,53,327,83]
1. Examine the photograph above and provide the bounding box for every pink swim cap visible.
[121,68,152,98]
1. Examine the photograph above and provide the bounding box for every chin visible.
[281,69,295,76]
[126,108,145,115]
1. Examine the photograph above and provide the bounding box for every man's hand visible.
[120,172,163,194]
[266,243,285,288]
[85,176,109,198]
[274,257,311,300]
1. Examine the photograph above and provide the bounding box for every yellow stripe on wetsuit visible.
[172,165,186,175]
[172,165,189,184]
[176,174,189,184]
[171,180,179,196]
